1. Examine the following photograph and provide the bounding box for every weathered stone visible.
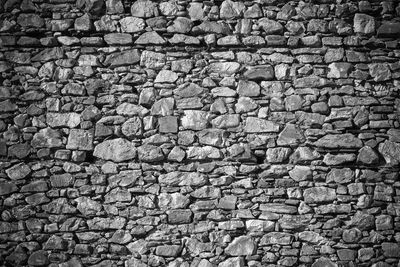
[304,187,336,203]
[327,62,352,78]
[6,163,30,180]
[181,110,209,130]
[357,146,379,165]
[289,166,312,182]
[159,171,207,186]
[314,134,362,149]
[0,182,18,196]
[244,117,279,133]
[104,50,141,67]
[120,17,145,33]
[369,63,391,82]
[326,168,354,184]
[354,13,375,34]
[93,138,137,162]
[167,209,192,224]
[32,128,63,148]
[377,22,400,37]
[140,51,166,69]
[378,140,400,166]
[225,236,256,256]
[131,0,156,18]
[208,62,241,76]
[137,145,164,162]
[155,70,178,83]
[243,65,274,80]
[135,31,166,45]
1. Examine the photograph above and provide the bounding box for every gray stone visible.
[31,128,63,148]
[208,62,241,76]
[93,138,137,162]
[156,245,181,257]
[104,33,133,45]
[120,17,145,33]
[378,140,400,166]
[140,51,166,69]
[66,129,94,151]
[0,182,18,196]
[6,163,30,180]
[131,0,156,17]
[314,134,362,149]
[158,171,207,186]
[304,187,336,203]
[369,63,391,82]
[357,146,379,165]
[104,50,141,67]
[243,65,274,80]
[326,168,354,184]
[377,22,400,37]
[155,70,178,83]
[137,145,164,162]
[354,13,375,34]
[244,117,279,133]
[135,31,166,45]
[277,124,305,146]
[122,117,143,138]
[181,110,209,130]
[225,236,256,256]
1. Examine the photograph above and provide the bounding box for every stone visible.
[378,140,400,166]
[327,62,352,78]
[151,98,174,116]
[93,138,136,162]
[314,134,362,149]
[181,110,209,130]
[259,18,284,34]
[192,21,231,35]
[28,250,48,266]
[311,257,337,267]
[17,13,44,28]
[218,257,244,267]
[117,103,149,117]
[354,13,375,34]
[32,128,63,148]
[198,129,226,148]
[235,97,257,113]
[243,65,274,80]
[0,182,18,196]
[304,187,336,203]
[289,166,312,182]
[159,171,207,187]
[260,232,293,245]
[266,147,292,163]
[294,75,328,88]
[104,33,132,45]
[225,236,256,256]
[208,62,241,76]
[237,80,260,96]
[244,117,279,133]
[6,163,30,180]
[357,146,379,165]
[326,168,354,184]
[104,49,141,67]
[156,245,181,257]
[167,209,192,224]
[220,0,245,19]
[382,243,400,258]
[155,70,178,83]
[135,31,166,45]
[137,145,164,162]
[131,0,156,18]
[277,124,305,146]
[369,63,391,82]
[158,116,178,133]
[120,17,145,33]
[377,22,400,37]
[140,51,166,69]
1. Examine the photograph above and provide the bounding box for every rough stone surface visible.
[0,2,399,267]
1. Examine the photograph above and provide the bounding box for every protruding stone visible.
[225,236,256,256]
[244,117,279,133]
[304,187,336,203]
[314,134,362,149]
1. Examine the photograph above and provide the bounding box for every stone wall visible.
[1,0,400,266]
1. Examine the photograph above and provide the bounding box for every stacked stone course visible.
[1,0,400,266]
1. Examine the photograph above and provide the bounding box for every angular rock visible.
[244,117,279,133]
[304,187,336,203]
[0,182,18,196]
[93,138,137,162]
[181,110,208,130]
[135,31,166,45]
[354,13,375,34]
[131,0,156,18]
[120,17,145,33]
[277,124,305,146]
[137,144,164,162]
[208,62,241,76]
[243,65,274,80]
[158,171,207,186]
[104,49,141,67]
[155,70,178,83]
[104,33,133,45]
[140,51,166,69]
[6,163,30,180]
[225,236,256,256]
[31,128,63,148]
[378,140,400,166]
[314,134,362,149]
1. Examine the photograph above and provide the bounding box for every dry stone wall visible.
[1,0,400,266]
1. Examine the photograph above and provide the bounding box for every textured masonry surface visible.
[1,0,400,266]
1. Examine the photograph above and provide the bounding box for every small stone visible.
[167,209,192,224]
[140,51,166,69]
[354,13,375,34]
[6,163,30,180]
[135,31,166,45]
[131,0,156,18]
[137,144,164,162]
[277,124,305,146]
[156,245,181,257]
[225,236,256,256]
[377,22,400,37]
[314,134,362,149]
[220,0,245,19]
[378,140,400,166]
[104,33,132,45]
[311,257,337,267]
[46,113,81,128]
[151,98,174,116]
[17,13,44,28]
[266,147,292,163]
[28,250,48,266]
[120,17,145,33]
[244,117,279,133]
[357,146,379,165]
[289,166,312,182]
[0,182,18,196]
[327,62,352,78]
[181,110,209,130]
[369,63,391,82]
[243,65,274,80]
[155,70,178,83]
[208,62,241,76]
[104,50,141,67]
[237,80,260,96]
[258,18,283,34]
[31,128,63,148]
[326,168,354,184]
[381,243,400,258]
[303,187,336,203]
[93,138,137,162]
[121,117,143,137]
